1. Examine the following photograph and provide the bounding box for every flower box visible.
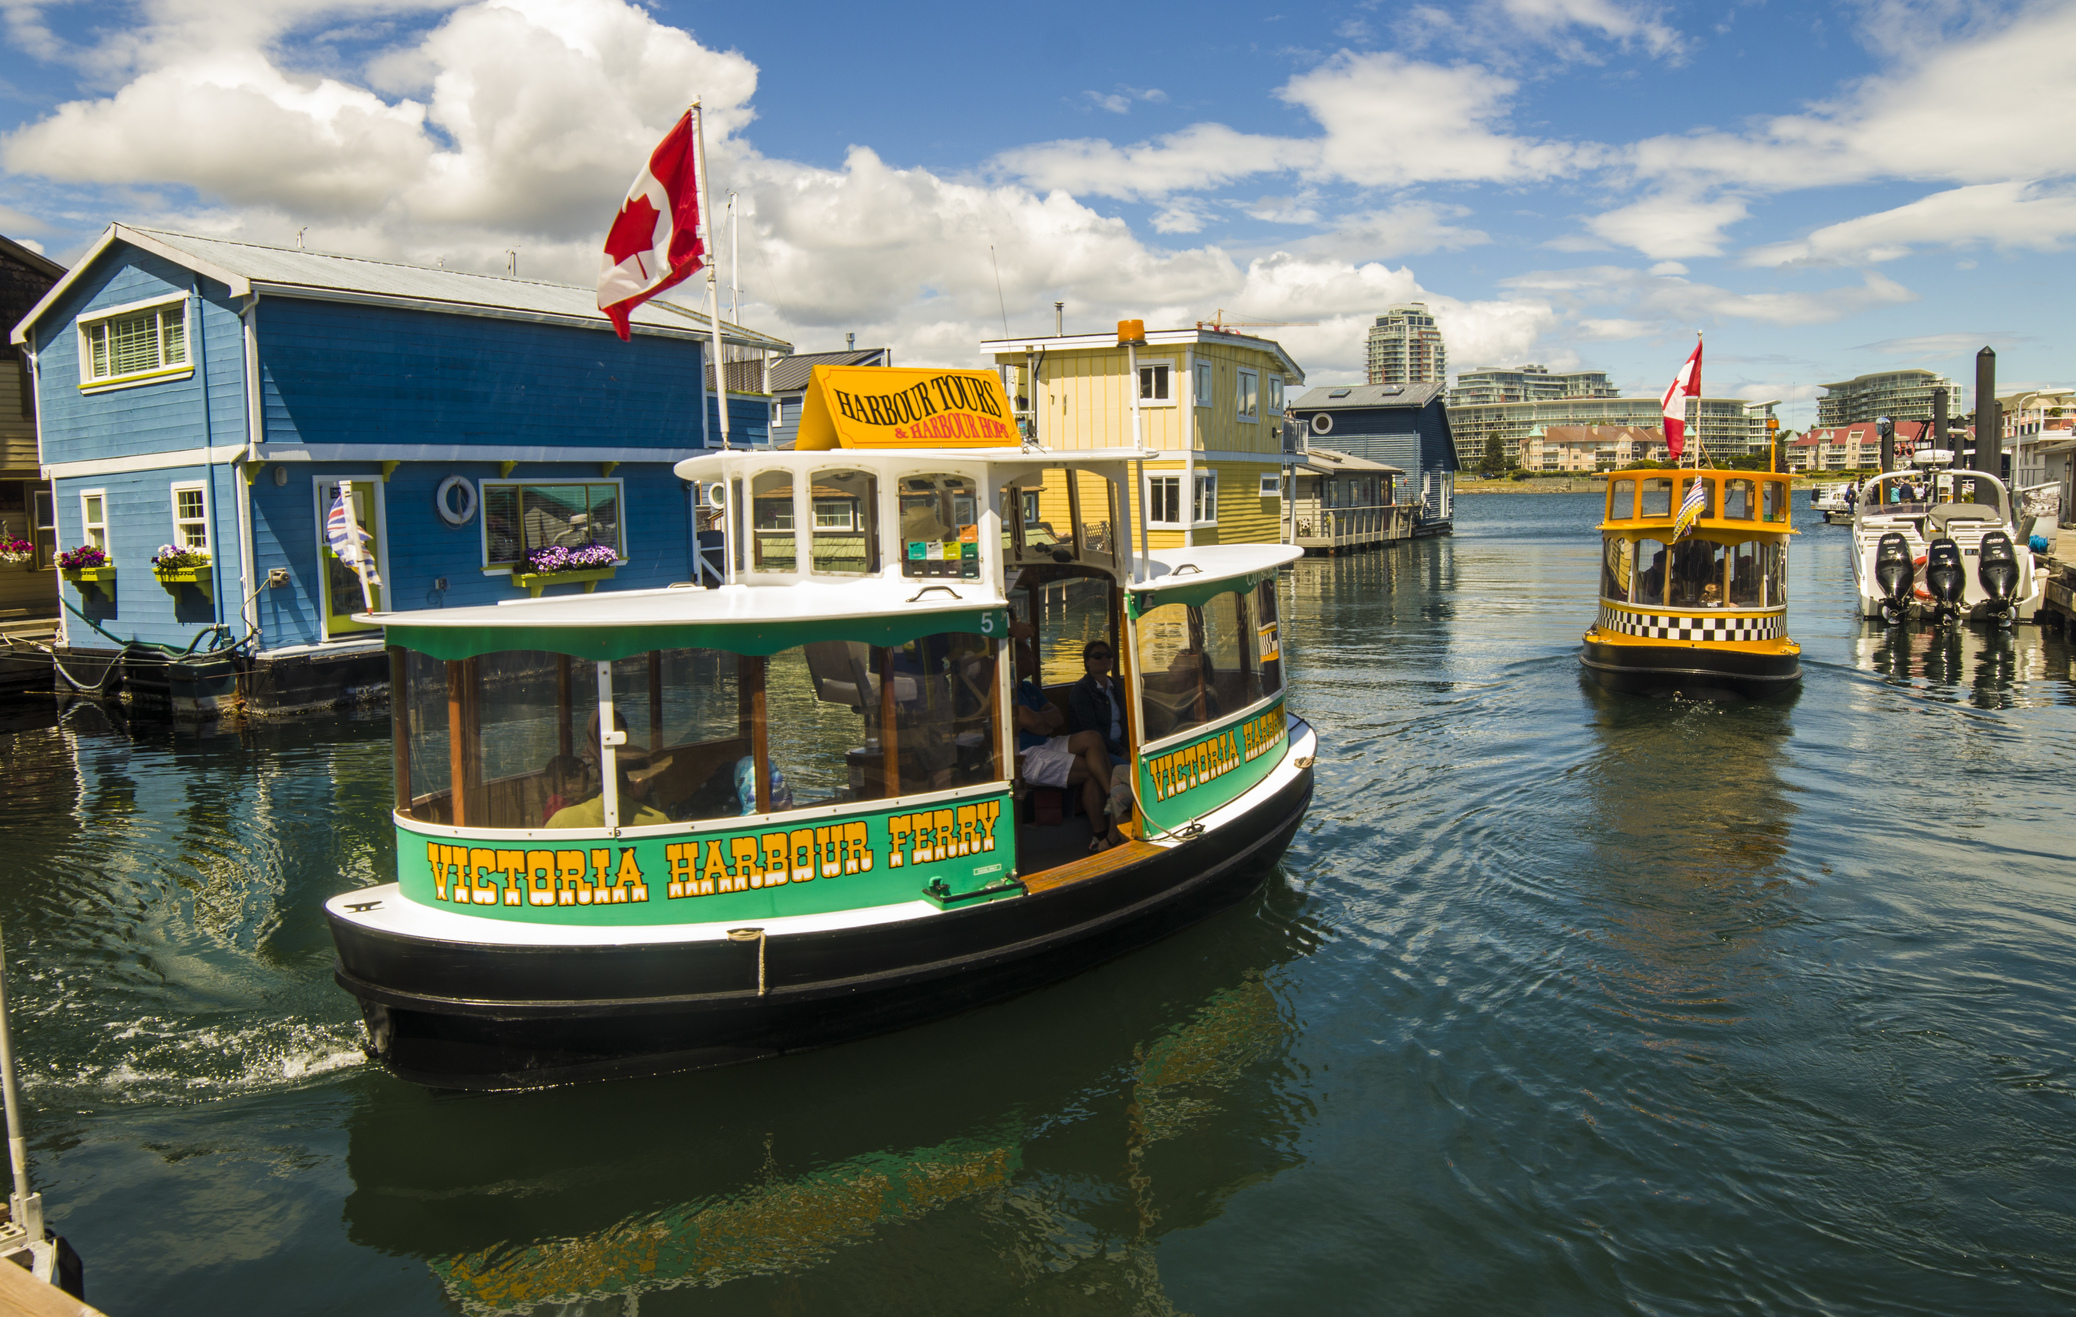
[154,566,212,594]
[62,565,116,591]
[511,566,616,598]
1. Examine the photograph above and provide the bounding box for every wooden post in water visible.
[1975,347,2000,476]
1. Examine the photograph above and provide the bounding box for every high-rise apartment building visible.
[1449,364,1621,407]
[1366,304,1447,387]
[1815,369,1960,427]
[1451,396,1780,468]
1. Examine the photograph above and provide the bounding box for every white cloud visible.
[1083,91,1131,114]
[1630,3,2076,191]
[1505,264,1918,329]
[1244,195,1322,226]
[1280,51,1593,188]
[1585,193,1748,259]
[1743,181,2076,267]
[992,122,1299,201]
[997,48,1591,199]
[1307,202,1490,259]
[1497,0,1683,57]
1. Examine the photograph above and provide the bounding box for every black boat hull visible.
[1579,639,1801,700]
[331,765,1314,1090]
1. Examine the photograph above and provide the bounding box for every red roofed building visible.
[1521,424,1667,472]
[1787,420,1925,472]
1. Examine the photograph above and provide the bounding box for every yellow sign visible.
[796,365,1018,450]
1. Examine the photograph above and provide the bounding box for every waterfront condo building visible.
[1365,304,1447,387]
[1815,369,1960,427]
[982,326,1303,548]
[1448,364,1619,407]
[10,224,788,716]
[1452,395,1780,470]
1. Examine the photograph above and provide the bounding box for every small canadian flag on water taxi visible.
[1660,337,1703,460]
[596,112,706,341]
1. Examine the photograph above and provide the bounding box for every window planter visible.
[511,566,616,598]
[154,566,212,594]
[63,565,116,596]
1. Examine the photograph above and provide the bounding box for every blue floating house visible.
[9,225,790,715]
[1287,383,1459,535]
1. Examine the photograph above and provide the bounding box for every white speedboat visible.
[1810,481,1857,525]
[1850,466,2041,627]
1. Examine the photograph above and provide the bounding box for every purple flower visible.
[524,542,616,574]
[57,545,109,570]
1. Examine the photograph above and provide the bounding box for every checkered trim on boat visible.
[1596,604,1786,641]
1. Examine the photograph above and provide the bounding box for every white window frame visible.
[1145,474,1185,528]
[812,498,856,531]
[169,480,209,553]
[1136,359,1176,408]
[1265,376,1284,415]
[1259,472,1282,500]
[477,477,631,574]
[1193,359,1213,408]
[1192,470,1219,526]
[79,488,108,554]
[76,292,192,393]
[313,475,391,641]
[1235,369,1259,423]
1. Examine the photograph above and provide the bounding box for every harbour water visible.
[3,491,2074,1313]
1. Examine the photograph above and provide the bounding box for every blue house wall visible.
[32,238,735,658]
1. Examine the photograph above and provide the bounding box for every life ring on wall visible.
[1311,413,1334,435]
[436,476,478,527]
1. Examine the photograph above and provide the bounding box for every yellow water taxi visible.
[1581,468,1801,698]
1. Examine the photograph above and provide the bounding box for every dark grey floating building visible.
[1286,383,1459,536]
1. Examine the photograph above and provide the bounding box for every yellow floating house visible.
[981,324,1304,549]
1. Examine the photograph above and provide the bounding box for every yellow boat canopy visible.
[795,365,1019,450]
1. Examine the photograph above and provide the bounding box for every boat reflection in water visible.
[1575,680,1800,1010]
[1854,622,2067,711]
[340,885,1315,1313]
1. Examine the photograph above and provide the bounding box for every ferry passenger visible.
[1012,639,1120,850]
[1068,641,1128,763]
[540,754,588,824]
[544,761,671,829]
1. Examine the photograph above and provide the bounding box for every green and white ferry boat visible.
[326,366,1316,1088]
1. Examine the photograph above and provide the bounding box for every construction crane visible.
[1195,308,1317,332]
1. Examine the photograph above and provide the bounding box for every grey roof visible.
[1291,382,1446,411]
[13,223,792,352]
[0,234,64,280]
[708,347,890,395]
[1294,445,1403,476]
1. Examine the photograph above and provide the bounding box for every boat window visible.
[1633,538,1669,606]
[1609,479,1635,520]
[1012,572,1116,687]
[1602,536,1633,601]
[1765,542,1787,605]
[1074,470,1117,568]
[1723,479,1755,520]
[728,478,746,573]
[1013,468,1074,564]
[1728,541,1762,606]
[1254,582,1283,698]
[1669,539,1727,608]
[999,484,1027,563]
[809,469,878,575]
[394,637,1003,832]
[1136,601,1222,741]
[1761,480,1785,523]
[750,470,797,573]
[899,473,979,579]
[1640,478,1674,517]
[1199,589,1257,713]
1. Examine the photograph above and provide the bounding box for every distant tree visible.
[1480,435,1506,475]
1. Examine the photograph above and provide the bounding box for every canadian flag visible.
[597,112,706,341]
[1660,337,1703,460]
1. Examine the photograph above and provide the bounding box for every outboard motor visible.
[1874,531,1914,625]
[1978,529,2019,626]
[1923,537,1966,625]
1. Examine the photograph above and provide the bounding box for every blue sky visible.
[4,0,2072,423]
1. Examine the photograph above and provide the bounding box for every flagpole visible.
[690,100,736,586]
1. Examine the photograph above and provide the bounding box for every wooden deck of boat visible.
[1021,839,1162,894]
